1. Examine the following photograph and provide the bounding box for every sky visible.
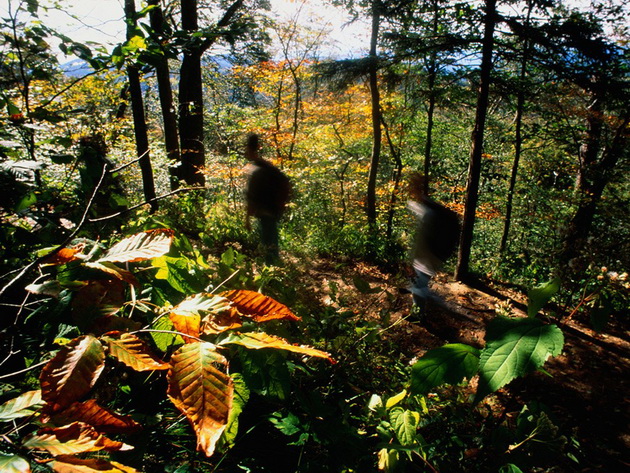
[0,0,371,60]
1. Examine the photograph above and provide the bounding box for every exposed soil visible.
[302,257,630,472]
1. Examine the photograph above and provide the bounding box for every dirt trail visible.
[304,258,630,472]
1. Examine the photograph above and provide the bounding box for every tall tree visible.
[124,0,157,211]
[366,0,383,227]
[148,0,181,190]
[455,0,498,281]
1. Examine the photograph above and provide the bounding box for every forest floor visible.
[300,257,630,473]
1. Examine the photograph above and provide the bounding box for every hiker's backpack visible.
[424,199,461,262]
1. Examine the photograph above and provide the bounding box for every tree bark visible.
[148,0,181,190]
[366,0,382,227]
[125,0,157,212]
[455,0,497,281]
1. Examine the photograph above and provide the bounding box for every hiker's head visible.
[408,172,426,201]
[245,133,261,162]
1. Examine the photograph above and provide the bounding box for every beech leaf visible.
[0,454,30,473]
[52,455,139,473]
[0,390,42,421]
[84,262,139,286]
[47,399,141,434]
[103,332,169,371]
[220,290,300,322]
[22,422,133,455]
[167,342,234,457]
[219,332,334,362]
[40,335,106,411]
[170,293,238,340]
[98,229,173,264]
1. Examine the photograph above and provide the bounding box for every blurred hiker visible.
[407,173,460,316]
[244,133,291,265]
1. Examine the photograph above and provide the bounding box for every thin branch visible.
[88,186,203,222]
[0,359,49,380]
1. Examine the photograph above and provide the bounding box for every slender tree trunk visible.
[423,0,440,195]
[148,0,181,190]
[366,0,382,227]
[455,0,497,281]
[125,0,157,212]
[178,0,205,186]
[500,0,533,254]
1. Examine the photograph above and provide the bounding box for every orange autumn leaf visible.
[40,336,105,412]
[220,290,300,322]
[47,399,141,434]
[41,247,82,266]
[170,293,240,340]
[166,342,233,457]
[103,332,169,372]
[52,455,139,473]
[22,422,133,455]
[219,332,334,363]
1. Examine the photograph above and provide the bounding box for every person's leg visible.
[409,269,431,318]
[258,216,279,264]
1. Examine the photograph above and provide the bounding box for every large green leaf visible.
[98,229,173,264]
[40,335,106,411]
[476,318,564,402]
[410,344,480,395]
[0,454,30,473]
[389,407,420,447]
[0,390,42,421]
[527,277,560,317]
[166,342,234,457]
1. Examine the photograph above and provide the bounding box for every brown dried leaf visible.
[170,293,238,341]
[41,247,83,266]
[167,342,233,457]
[52,455,139,473]
[47,400,141,434]
[22,422,133,455]
[220,290,300,322]
[104,332,169,372]
[40,335,105,412]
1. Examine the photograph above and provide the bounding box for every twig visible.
[0,359,49,380]
[110,150,150,173]
[88,187,203,222]
[0,165,109,299]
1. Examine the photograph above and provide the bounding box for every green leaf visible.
[352,275,377,294]
[590,294,612,332]
[527,277,560,317]
[150,314,183,352]
[0,390,42,421]
[153,255,200,294]
[219,373,249,449]
[410,344,480,395]
[0,454,30,473]
[499,464,524,473]
[389,407,420,447]
[15,192,37,212]
[475,318,564,402]
[385,390,407,409]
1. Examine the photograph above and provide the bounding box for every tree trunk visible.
[178,0,205,186]
[366,0,382,227]
[125,0,157,212]
[148,0,181,190]
[423,0,440,195]
[454,0,497,281]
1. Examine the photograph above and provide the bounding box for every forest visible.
[0,0,628,472]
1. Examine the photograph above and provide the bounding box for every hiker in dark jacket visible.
[244,133,290,265]
[407,173,460,316]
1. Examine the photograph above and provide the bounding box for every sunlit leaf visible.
[52,455,139,472]
[475,318,564,402]
[0,390,42,421]
[150,315,181,352]
[0,454,30,473]
[23,422,133,455]
[103,332,169,371]
[25,280,63,297]
[220,290,300,322]
[170,293,238,340]
[167,342,233,457]
[527,277,560,317]
[41,248,83,266]
[218,332,333,362]
[47,400,141,434]
[98,229,173,264]
[84,262,139,286]
[389,407,420,447]
[40,335,106,411]
[410,344,480,395]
